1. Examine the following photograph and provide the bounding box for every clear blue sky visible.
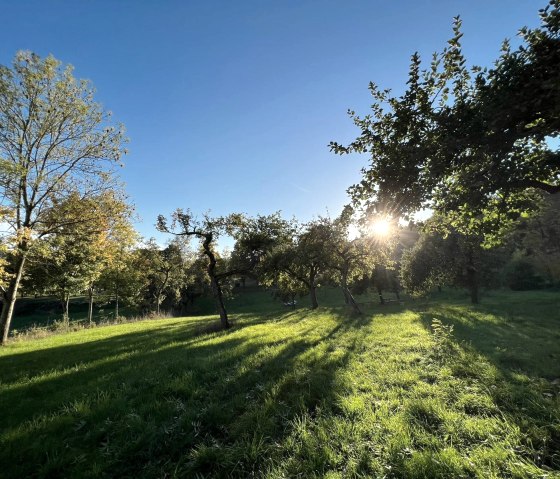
[0,1,541,241]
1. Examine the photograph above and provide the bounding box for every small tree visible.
[263,219,331,310]
[98,245,152,319]
[158,210,291,327]
[157,210,248,329]
[139,239,187,315]
[506,194,560,285]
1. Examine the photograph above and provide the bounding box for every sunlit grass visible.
[1,290,559,478]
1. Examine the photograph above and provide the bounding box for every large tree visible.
[331,1,560,236]
[0,52,126,343]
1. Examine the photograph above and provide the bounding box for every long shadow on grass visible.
[0,308,371,478]
[415,298,560,471]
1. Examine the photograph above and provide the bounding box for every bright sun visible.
[369,218,391,236]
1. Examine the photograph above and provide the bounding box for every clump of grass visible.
[430,317,455,361]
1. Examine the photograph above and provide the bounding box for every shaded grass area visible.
[9,285,394,334]
[10,296,136,333]
[1,291,559,478]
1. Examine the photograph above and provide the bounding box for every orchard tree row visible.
[2,0,560,343]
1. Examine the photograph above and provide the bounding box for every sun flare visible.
[369,218,391,236]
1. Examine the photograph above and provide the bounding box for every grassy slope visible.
[1,290,559,478]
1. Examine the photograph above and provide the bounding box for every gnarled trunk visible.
[211,276,229,328]
[203,233,230,329]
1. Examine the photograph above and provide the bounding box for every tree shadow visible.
[414,297,560,471]
[415,300,560,379]
[0,307,371,478]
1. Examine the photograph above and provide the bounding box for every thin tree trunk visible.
[115,283,119,319]
[466,249,479,304]
[62,292,70,325]
[87,284,94,325]
[115,271,120,319]
[155,270,169,316]
[467,266,479,304]
[341,273,361,314]
[377,286,385,305]
[343,287,362,314]
[0,253,27,345]
[309,269,319,310]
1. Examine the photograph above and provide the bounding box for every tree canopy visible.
[0,51,128,342]
[331,1,560,235]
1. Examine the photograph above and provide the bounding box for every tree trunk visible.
[467,266,479,304]
[341,287,350,304]
[341,272,350,305]
[155,270,169,316]
[0,253,27,345]
[377,286,385,305]
[115,283,119,319]
[466,249,479,304]
[310,286,319,309]
[211,276,229,328]
[203,233,230,329]
[308,269,319,310]
[87,284,94,325]
[341,274,361,314]
[62,292,70,325]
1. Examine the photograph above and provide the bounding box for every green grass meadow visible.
[1,290,559,478]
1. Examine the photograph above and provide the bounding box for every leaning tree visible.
[157,210,291,328]
[0,52,127,343]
